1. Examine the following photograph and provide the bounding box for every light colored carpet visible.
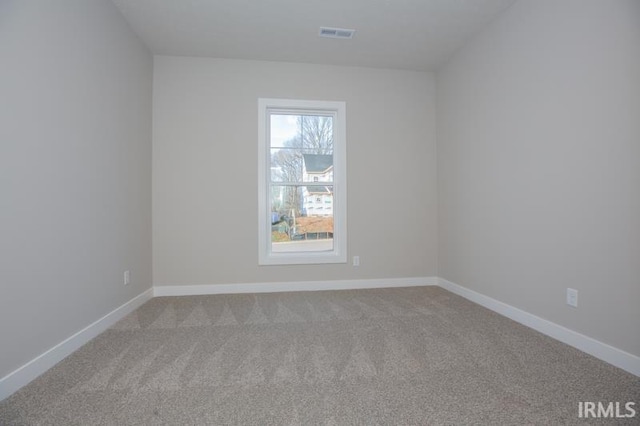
[0,286,638,425]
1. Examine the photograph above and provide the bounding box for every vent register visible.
[319,27,356,39]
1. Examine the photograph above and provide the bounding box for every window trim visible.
[258,98,347,265]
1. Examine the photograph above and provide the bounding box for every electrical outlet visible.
[566,288,578,308]
[353,256,360,267]
[124,270,130,286]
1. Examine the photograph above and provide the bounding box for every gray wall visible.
[437,0,640,356]
[153,57,437,286]
[0,0,153,378]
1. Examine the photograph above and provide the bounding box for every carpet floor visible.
[0,286,638,425]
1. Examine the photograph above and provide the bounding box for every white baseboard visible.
[4,276,636,404]
[0,288,153,402]
[438,278,640,377]
[154,276,437,297]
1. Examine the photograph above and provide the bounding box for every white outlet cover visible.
[566,288,578,307]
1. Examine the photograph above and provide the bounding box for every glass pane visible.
[270,185,334,253]
[270,147,303,183]
[270,114,301,149]
[270,114,333,184]
[270,148,334,183]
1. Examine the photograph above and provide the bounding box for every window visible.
[258,98,346,265]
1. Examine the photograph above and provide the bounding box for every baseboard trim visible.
[4,276,636,404]
[437,278,640,377]
[154,276,437,297]
[0,288,153,402]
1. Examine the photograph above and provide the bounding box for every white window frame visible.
[258,98,347,265]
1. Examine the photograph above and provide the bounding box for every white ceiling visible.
[111,0,516,72]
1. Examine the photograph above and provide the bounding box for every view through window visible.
[270,113,335,253]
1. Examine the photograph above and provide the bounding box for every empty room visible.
[1,0,638,424]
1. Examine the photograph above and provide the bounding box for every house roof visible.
[305,186,333,194]
[303,154,333,173]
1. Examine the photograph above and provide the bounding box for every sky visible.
[270,114,299,148]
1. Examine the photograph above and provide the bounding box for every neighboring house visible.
[302,154,333,216]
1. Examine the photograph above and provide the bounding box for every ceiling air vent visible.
[319,27,356,39]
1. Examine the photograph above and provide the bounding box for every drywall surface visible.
[437,0,640,356]
[153,57,437,286]
[0,0,153,378]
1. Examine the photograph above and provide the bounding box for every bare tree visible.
[299,115,333,154]
[271,137,303,212]
[272,139,302,182]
